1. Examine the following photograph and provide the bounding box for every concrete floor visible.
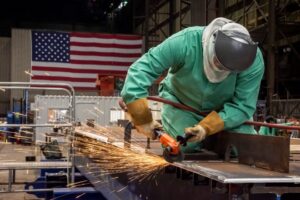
[0,143,43,200]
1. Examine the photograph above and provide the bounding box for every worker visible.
[121,17,265,153]
[258,115,277,136]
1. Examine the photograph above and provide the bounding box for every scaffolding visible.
[132,0,300,115]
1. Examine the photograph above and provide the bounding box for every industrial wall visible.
[0,37,11,115]
[11,29,32,101]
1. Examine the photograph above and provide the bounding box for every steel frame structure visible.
[132,0,300,115]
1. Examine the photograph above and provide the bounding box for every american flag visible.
[31,31,143,90]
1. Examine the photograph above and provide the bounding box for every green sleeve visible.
[121,34,185,104]
[258,126,269,135]
[218,49,265,130]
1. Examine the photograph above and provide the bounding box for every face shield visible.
[207,33,228,72]
[202,18,258,83]
[214,30,258,73]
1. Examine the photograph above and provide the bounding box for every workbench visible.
[74,127,300,200]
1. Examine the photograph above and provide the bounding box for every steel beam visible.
[149,5,190,35]
[267,0,276,114]
[191,0,207,25]
[217,0,225,17]
[169,0,176,35]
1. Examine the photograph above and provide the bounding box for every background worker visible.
[258,115,297,137]
[258,115,277,136]
[121,17,265,153]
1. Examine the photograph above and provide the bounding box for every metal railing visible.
[0,82,76,192]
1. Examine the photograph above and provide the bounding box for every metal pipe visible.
[12,169,15,184]
[244,121,300,130]
[0,82,75,121]
[0,86,72,97]
[0,161,71,170]
[0,188,54,193]
[0,123,72,128]
[147,96,300,130]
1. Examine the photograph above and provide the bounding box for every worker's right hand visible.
[185,125,207,142]
[135,120,162,140]
[185,111,225,142]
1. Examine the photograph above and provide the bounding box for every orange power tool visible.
[153,128,193,162]
[118,99,189,162]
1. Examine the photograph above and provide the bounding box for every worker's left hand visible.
[135,120,162,140]
[184,125,207,142]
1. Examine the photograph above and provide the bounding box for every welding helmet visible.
[202,18,258,83]
[213,29,258,72]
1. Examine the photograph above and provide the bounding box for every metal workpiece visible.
[0,161,71,170]
[76,156,129,200]
[74,127,300,199]
[203,132,290,173]
[76,156,213,200]
[75,126,300,184]
[173,161,300,184]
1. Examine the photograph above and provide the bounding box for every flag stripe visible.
[32,66,128,74]
[71,37,142,45]
[70,55,138,62]
[70,46,141,53]
[70,60,132,66]
[32,75,95,82]
[71,32,142,40]
[32,62,129,70]
[70,41,142,49]
[70,50,141,58]
[31,79,96,88]
[32,71,98,78]
[25,84,96,90]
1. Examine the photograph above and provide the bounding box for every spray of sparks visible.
[24,69,34,77]
[75,123,169,183]
[0,112,170,199]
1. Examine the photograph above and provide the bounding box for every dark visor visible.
[214,30,258,72]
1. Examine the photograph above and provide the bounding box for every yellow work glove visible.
[185,111,224,142]
[126,98,162,139]
[135,121,162,140]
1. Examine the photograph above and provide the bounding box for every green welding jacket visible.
[121,26,264,148]
[258,126,277,136]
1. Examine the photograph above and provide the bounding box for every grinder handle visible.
[176,134,194,146]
